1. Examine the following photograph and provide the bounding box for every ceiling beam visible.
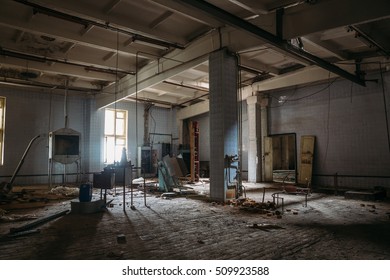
[0,50,131,80]
[149,11,174,29]
[0,9,152,59]
[104,0,122,14]
[300,35,349,61]
[177,100,209,120]
[238,56,280,75]
[266,0,305,12]
[18,0,187,47]
[151,0,222,27]
[96,54,209,108]
[176,0,366,86]
[228,0,268,15]
[283,0,390,39]
[250,65,340,98]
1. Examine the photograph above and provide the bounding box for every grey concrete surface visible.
[0,182,389,260]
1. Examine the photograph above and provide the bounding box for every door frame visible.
[264,133,297,183]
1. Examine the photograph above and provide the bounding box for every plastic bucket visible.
[79,183,92,202]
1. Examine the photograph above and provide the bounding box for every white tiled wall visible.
[268,71,390,189]
[0,86,177,185]
[0,87,86,185]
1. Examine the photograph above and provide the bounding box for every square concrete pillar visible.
[246,95,262,182]
[246,95,268,182]
[209,49,238,202]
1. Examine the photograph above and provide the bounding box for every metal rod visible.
[130,168,134,209]
[262,187,265,203]
[143,176,147,206]
[123,167,126,211]
[9,210,70,234]
[0,48,133,76]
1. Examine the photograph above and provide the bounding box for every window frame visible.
[104,108,128,164]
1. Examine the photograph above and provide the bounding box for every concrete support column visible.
[260,97,269,181]
[246,95,261,182]
[246,95,269,182]
[209,49,238,202]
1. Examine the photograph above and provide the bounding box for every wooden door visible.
[298,135,315,185]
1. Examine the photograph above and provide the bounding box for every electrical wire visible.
[135,52,139,165]
[379,63,390,152]
[113,31,119,164]
[149,106,157,146]
[268,86,299,108]
[235,53,243,194]
[337,60,390,151]
[323,72,332,167]
[268,77,339,108]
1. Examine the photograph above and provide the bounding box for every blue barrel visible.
[79,183,92,202]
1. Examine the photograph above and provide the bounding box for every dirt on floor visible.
[0,182,389,260]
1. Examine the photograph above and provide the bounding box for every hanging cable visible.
[113,30,120,164]
[48,89,53,187]
[268,78,338,108]
[235,53,243,196]
[337,60,390,151]
[136,52,139,166]
[322,72,332,167]
[379,63,390,152]
[64,78,69,128]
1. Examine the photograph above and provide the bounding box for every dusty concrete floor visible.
[0,182,389,260]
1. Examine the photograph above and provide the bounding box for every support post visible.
[209,48,238,202]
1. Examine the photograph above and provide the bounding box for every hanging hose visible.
[1,134,43,193]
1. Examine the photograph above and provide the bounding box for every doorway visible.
[264,133,297,184]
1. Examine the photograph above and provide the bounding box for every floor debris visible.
[139,234,155,241]
[0,184,79,210]
[50,186,79,197]
[106,251,124,259]
[247,223,285,231]
[0,213,37,223]
[117,234,127,244]
[9,209,70,234]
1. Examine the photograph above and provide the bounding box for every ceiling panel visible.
[0,0,389,108]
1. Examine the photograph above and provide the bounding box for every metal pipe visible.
[143,176,147,206]
[149,132,172,137]
[1,134,42,193]
[9,210,70,234]
[163,81,209,92]
[0,79,100,93]
[123,167,126,211]
[313,174,390,178]
[0,48,133,76]
[350,25,390,57]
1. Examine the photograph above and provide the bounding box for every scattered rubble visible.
[0,185,79,210]
[49,186,79,197]
[229,198,277,214]
[0,212,37,223]
[247,223,284,231]
[117,234,127,244]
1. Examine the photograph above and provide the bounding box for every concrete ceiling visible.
[0,0,389,108]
